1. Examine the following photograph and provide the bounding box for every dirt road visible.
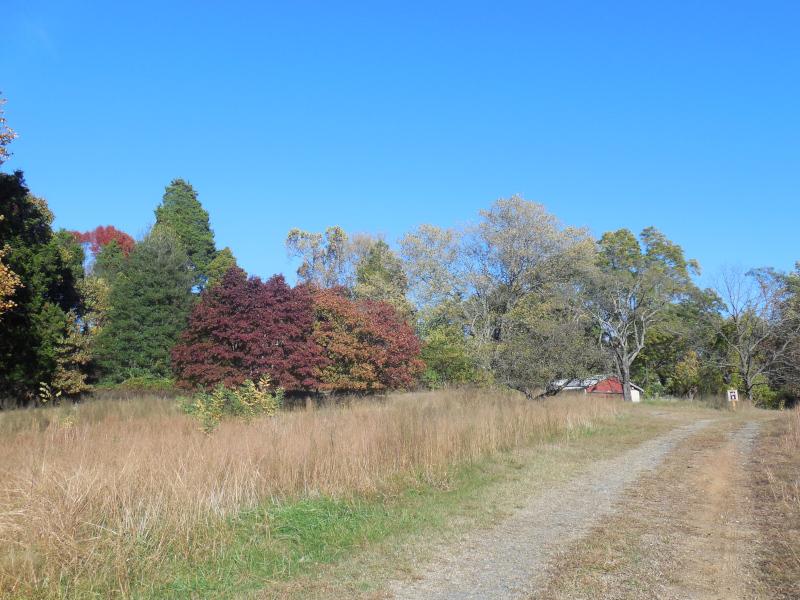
[389,416,771,600]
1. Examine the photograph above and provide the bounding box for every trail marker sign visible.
[727,388,739,411]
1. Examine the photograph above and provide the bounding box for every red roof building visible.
[551,375,643,402]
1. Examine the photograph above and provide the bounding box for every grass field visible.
[0,389,621,599]
[750,405,800,597]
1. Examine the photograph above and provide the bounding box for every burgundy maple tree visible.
[172,267,327,390]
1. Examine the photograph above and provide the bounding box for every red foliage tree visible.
[71,225,135,257]
[172,267,326,390]
[312,287,423,392]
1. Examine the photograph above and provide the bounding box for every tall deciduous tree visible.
[495,288,606,398]
[714,266,800,401]
[631,287,723,396]
[312,287,423,392]
[781,265,800,398]
[95,226,193,381]
[466,198,597,391]
[286,226,351,287]
[154,179,216,285]
[286,226,379,288]
[400,223,465,313]
[402,197,596,392]
[354,240,412,317]
[581,227,698,402]
[172,268,325,390]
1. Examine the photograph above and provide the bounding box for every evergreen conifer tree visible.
[95,226,193,381]
[154,179,216,286]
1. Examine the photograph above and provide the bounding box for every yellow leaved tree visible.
[0,217,22,319]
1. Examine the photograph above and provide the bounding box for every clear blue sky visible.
[3,1,798,284]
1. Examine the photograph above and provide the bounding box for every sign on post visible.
[727,388,739,411]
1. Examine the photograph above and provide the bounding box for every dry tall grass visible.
[777,407,800,513]
[752,406,800,596]
[786,405,800,452]
[0,389,618,597]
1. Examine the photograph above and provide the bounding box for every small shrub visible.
[95,375,177,394]
[752,374,781,409]
[182,376,284,432]
[421,367,444,389]
[643,379,666,399]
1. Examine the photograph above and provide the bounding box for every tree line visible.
[1,96,799,407]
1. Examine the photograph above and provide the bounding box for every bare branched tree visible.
[714,266,800,401]
[286,227,379,289]
[0,92,17,167]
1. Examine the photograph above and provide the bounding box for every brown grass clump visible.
[0,388,618,596]
[765,407,800,517]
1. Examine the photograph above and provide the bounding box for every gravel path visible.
[390,419,715,600]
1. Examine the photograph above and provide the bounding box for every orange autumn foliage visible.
[312,287,423,392]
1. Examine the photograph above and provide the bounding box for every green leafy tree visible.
[400,224,465,313]
[632,287,724,396]
[496,289,606,398]
[95,226,193,382]
[669,350,701,399]
[205,246,238,289]
[154,179,216,285]
[419,324,479,387]
[581,227,698,402]
[0,173,86,402]
[354,240,413,317]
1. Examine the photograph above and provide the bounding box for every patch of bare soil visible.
[537,420,766,600]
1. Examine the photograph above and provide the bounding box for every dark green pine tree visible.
[95,226,194,382]
[154,179,216,286]
[92,238,126,283]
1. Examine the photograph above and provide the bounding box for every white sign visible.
[727,389,739,402]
